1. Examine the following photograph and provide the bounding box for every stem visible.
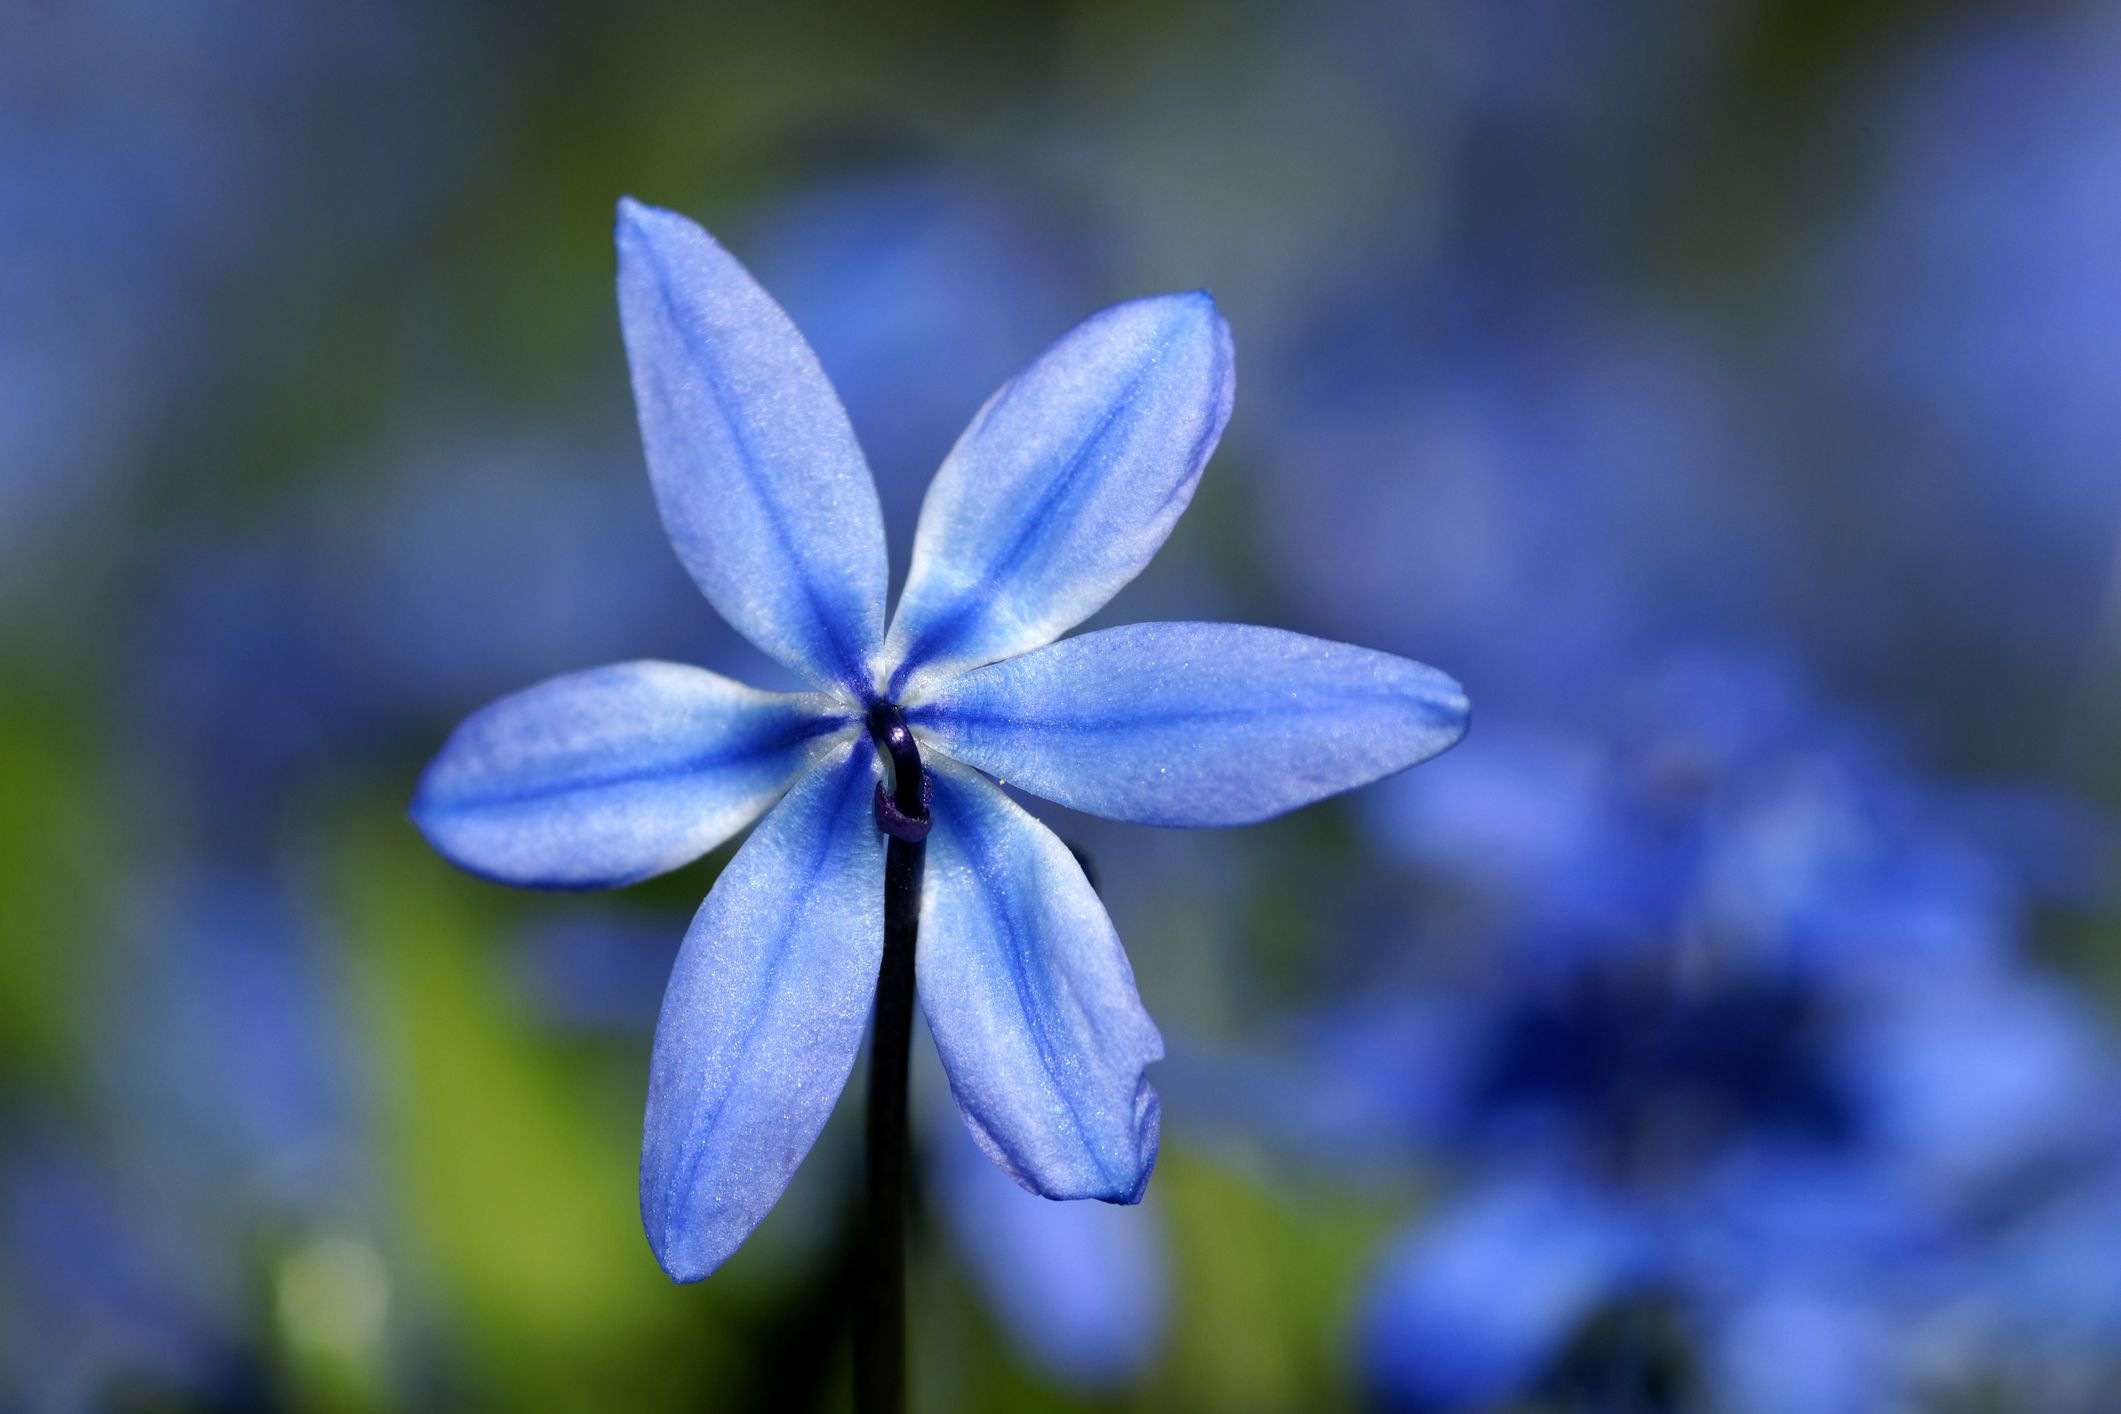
[857,703,928,1414]
[856,833,920,1414]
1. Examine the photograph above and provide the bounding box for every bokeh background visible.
[5,1,2121,1410]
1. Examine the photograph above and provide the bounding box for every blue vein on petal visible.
[935,768,1129,1195]
[418,713,851,817]
[658,744,872,1241]
[651,275,871,691]
[886,306,1208,698]
[910,685,1461,736]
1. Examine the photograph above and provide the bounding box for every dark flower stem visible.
[858,704,929,1414]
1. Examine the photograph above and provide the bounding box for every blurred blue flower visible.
[510,907,686,1035]
[1834,7,2121,534]
[927,1076,1169,1388]
[1347,977,2104,1408]
[130,412,726,845]
[1940,1148,2121,1406]
[742,171,1093,558]
[1359,1173,1650,1411]
[411,201,1469,1281]
[1372,647,2038,979]
[1815,6,2121,689]
[0,0,487,609]
[103,870,363,1218]
[1428,0,1736,128]
[4,864,378,1410]
[338,419,737,712]
[3,1140,257,1413]
[131,520,399,849]
[1251,295,1776,717]
[1203,647,2115,1410]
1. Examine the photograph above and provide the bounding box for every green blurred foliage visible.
[0,693,103,1098]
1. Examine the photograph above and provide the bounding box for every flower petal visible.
[411,661,850,889]
[918,756,1163,1202]
[640,740,885,1282]
[1360,1177,1647,1411]
[616,198,889,691]
[881,293,1235,695]
[1705,1292,1894,1414]
[913,622,1468,826]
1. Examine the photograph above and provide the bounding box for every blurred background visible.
[4,0,2120,1409]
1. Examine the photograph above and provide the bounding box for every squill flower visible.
[1193,651,2117,1412]
[411,199,1468,1281]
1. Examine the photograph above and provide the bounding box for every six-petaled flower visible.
[411,199,1469,1281]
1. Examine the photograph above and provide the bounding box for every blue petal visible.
[918,757,1164,1202]
[1360,1177,1645,1411]
[640,741,885,1281]
[914,622,1468,826]
[932,1100,1168,1386]
[1843,972,2113,1192]
[411,662,850,890]
[881,293,1235,695]
[615,198,889,691]
[1705,1293,1892,1414]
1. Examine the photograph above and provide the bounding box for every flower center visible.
[1471,962,1856,1182]
[866,702,931,842]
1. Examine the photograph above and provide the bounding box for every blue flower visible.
[0,0,480,612]
[1357,1171,1652,1411]
[1181,645,2115,1410]
[4,1139,255,1412]
[411,200,1469,1282]
[1339,949,2109,1412]
[740,169,1093,539]
[1807,7,2121,691]
[0,860,380,1409]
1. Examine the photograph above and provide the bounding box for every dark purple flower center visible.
[866,701,931,841]
[1469,960,1857,1181]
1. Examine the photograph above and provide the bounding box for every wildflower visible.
[1379,683,2114,1409]
[411,200,1468,1280]
[1191,649,2117,1410]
